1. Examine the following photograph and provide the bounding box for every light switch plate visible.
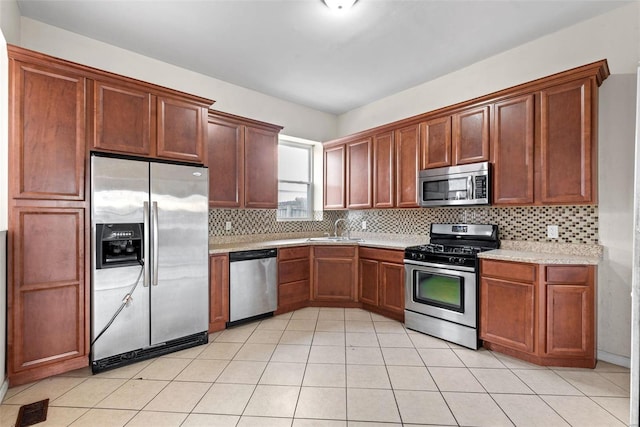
[547,225,559,239]
[361,221,367,230]
[225,221,232,231]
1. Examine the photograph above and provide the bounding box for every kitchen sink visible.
[307,236,364,243]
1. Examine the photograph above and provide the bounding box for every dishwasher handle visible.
[229,248,277,262]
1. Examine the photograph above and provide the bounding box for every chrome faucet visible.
[334,218,350,239]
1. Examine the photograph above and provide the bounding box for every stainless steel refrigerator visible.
[90,154,209,373]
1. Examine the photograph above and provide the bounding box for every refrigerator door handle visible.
[152,201,159,286]
[143,201,151,287]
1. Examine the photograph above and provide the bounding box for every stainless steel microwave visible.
[418,162,490,207]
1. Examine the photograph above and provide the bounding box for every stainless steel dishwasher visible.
[228,248,278,326]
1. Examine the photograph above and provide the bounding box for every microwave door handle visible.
[467,175,474,198]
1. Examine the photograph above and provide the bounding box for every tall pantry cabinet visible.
[7,48,90,386]
[6,46,213,386]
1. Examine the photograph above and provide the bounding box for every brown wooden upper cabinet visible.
[492,94,535,205]
[420,116,451,169]
[346,138,373,209]
[373,131,395,208]
[539,78,595,204]
[93,79,209,163]
[324,143,346,209]
[395,123,420,208]
[10,58,87,201]
[492,77,597,205]
[206,111,282,208]
[419,105,489,170]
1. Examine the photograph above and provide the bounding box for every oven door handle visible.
[404,259,476,273]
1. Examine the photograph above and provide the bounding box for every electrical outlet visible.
[361,221,367,230]
[225,221,232,231]
[547,225,559,239]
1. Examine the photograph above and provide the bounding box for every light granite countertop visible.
[478,240,602,265]
[209,234,603,265]
[209,232,430,254]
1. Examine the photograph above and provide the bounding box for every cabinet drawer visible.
[481,260,536,283]
[279,258,310,284]
[359,247,404,263]
[545,265,591,284]
[313,245,356,258]
[279,280,310,306]
[279,246,309,261]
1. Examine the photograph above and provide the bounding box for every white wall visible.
[337,3,639,136]
[336,3,640,363]
[598,74,637,364]
[18,18,338,143]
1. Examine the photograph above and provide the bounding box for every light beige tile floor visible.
[1,307,631,426]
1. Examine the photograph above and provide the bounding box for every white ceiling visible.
[16,0,630,115]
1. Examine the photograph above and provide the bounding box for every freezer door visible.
[90,156,150,360]
[150,162,209,344]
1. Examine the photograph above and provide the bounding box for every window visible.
[278,139,313,220]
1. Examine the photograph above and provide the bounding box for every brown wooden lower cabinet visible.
[209,253,230,332]
[479,259,596,368]
[358,247,405,321]
[276,246,310,314]
[8,206,89,386]
[311,246,358,305]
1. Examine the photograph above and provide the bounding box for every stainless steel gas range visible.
[404,223,499,349]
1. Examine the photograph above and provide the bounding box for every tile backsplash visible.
[209,205,598,244]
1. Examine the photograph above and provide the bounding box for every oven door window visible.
[423,178,468,201]
[414,271,464,313]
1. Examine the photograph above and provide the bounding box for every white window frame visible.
[277,138,314,221]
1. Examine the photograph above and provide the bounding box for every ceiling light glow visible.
[323,0,358,11]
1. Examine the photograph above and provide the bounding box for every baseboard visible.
[597,349,631,368]
[0,376,8,403]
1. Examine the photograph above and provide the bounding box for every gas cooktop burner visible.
[404,223,500,268]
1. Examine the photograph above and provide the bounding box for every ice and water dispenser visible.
[95,223,143,269]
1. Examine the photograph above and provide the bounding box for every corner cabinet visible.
[7,48,90,386]
[479,259,596,368]
[323,143,346,209]
[346,138,373,209]
[358,247,405,321]
[206,111,282,208]
[311,246,358,304]
[394,124,420,208]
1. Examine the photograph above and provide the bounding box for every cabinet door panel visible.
[313,258,356,302]
[373,132,394,208]
[420,116,452,169]
[395,124,420,208]
[244,126,278,208]
[493,95,534,205]
[545,284,593,357]
[10,208,86,373]
[12,62,86,200]
[209,254,229,332]
[93,81,152,156]
[452,105,490,165]
[324,145,346,209]
[480,277,535,352]
[157,96,206,163]
[206,118,244,207]
[279,280,310,308]
[539,78,594,203]
[347,138,372,209]
[379,262,404,315]
[359,259,379,306]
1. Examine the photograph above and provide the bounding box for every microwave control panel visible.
[474,175,487,199]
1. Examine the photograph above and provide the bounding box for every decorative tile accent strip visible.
[208,209,344,236]
[345,206,598,244]
[209,206,598,245]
